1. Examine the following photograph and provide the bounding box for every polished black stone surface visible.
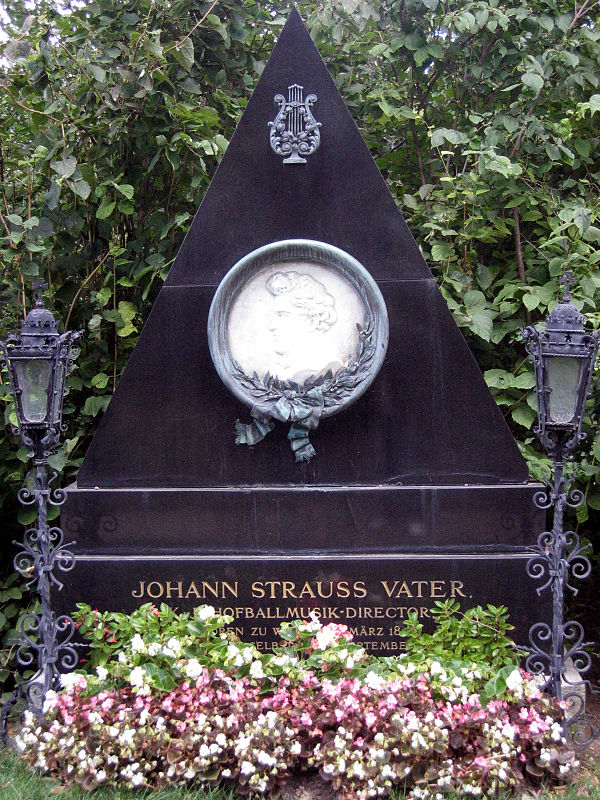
[54,554,549,652]
[76,10,528,488]
[63,483,543,554]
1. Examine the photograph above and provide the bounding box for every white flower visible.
[120,728,136,746]
[365,671,386,690]
[130,633,146,654]
[184,658,203,680]
[505,669,523,691]
[60,672,87,691]
[129,666,146,687]
[166,637,181,655]
[257,752,276,767]
[196,605,216,621]
[249,660,265,679]
[96,770,107,782]
[501,722,517,740]
[313,627,337,650]
[147,642,161,656]
[43,690,58,713]
[429,661,442,676]
[96,666,108,681]
[290,740,301,755]
[240,760,255,775]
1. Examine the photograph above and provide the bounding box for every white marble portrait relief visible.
[227,260,366,383]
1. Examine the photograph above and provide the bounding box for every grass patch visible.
[0,747,234,800]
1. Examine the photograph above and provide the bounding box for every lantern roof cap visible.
[545,299,585,333]
[21,303,58,336]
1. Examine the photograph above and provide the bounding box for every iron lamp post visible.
[521,272,599,737]
[0,281,82,736]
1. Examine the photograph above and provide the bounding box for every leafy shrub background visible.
[1,0,599,673]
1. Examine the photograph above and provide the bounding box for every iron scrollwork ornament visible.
[521,272,600,748]
[269,84,321,164]
[208,240,389,462]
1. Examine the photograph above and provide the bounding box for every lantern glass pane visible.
[547,356,583,425]
[14,358,51,423]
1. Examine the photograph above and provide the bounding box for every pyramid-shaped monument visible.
[60,10,546,648]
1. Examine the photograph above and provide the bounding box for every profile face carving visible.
[265,271,339,380]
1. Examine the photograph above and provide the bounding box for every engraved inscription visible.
[129,576,472,655]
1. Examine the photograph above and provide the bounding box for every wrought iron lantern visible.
[0,281,82,737]
[1,282,81,462]
[522,272,599,460]
[521,271,599,745]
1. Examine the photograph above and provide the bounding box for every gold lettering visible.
[299,581,316,598]
[381,580,398,598]
[251,581,265,598]
[201,581,219,599]
[354,581,367,598]
[451,580,466,598]
[411,581,429,598]
[222,581,238,598]
[146,581,164,599]
[282,581,297,599]
[165,581,183,599]
[430,580,446,599]
[337,581,350,598]
[132,581,145,598]
[185,581,201,598]
[316,581,333,599]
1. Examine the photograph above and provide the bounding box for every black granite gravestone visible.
[59,10,547,651]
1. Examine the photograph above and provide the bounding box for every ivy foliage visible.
[0,0,599,547]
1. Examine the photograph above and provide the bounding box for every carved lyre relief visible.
[269,84,321,164]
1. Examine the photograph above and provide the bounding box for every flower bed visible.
[15,604,577,799]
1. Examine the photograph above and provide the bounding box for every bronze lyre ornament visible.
[269,84,321,164]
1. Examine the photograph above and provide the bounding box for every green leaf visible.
[91,373,110,389]
[83,396,111,417]
[484,369,514,389]
[572,207,592,235]
[89,64,106,83]
[511,405,536,429]
[50,156,77,178]
[431,243,454,261]
[96,197,116,219]
[512,372,535,389]
[522,73,544,93]
[174,38,195,71]
[68,179,91,200]
[469,309,495,341]
[430,128,468,147]
[476,264,492,290]
[115,184,134,200]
